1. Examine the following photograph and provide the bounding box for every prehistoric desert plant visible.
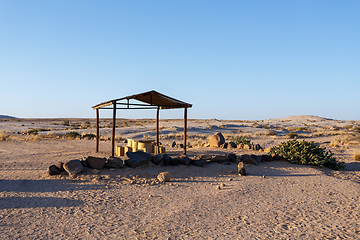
[232,136,252,147]
[269,139,345,170]
[354,150,360,161]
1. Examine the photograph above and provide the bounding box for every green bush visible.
[232,136,252,147]
[64,131,81,139]
[269,139,345,170]
[286,132,298,139]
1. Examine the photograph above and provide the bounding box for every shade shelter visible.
[92,90,193,157]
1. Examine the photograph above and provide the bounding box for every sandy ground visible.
[1,116,360,239]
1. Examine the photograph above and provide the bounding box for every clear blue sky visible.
[1,1,359,120]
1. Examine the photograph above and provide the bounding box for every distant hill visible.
[0,115,16,119]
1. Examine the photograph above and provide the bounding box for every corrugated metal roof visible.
[92,90,192,110]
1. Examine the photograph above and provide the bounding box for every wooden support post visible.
[112,102,116,157]
[184,106,187,155]
[156,106,160,147]
[96,108,99,152]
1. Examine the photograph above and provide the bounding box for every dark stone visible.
[104,157,125,168]
[153,154,171,166]
[63,160,84,176]
[211,155,230,162]
[192,159,206,167]
[171,141,176,148]
[228,142,237,149]
[125,151,152,168]
[239,154,262,165]
[168,157,179,166]
[179,144,184,148]
[271,154,284,160]
[55,162,64,171]
[239,168,246,176]
[226,154,236,162]
[178,155,191,165]
[261,155,274,162]
[209,132,225,147]
[86,156,107,169]
[48,165,62,175]
[254,144,262,151]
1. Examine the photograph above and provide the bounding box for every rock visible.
[199,155,212,160]
[125,151,153,168]
[157,172,171,182]
[239,154,262,165]
[153,154,171,166]
[239,168,246,176]
[63,160,84,176]
[92,169,100,174]
[48,165,62,175]
[237,162,246,176]
[86,156,107,169]
[192,158,206,167]
[171,141,176,148]
[55,162,64,171]
[228,142,237,149]
[254,144,262,151]
[226,153,236,162]
[209,132,225,147]
[104,157,124,168]
[237,143,244,149]
[179,144,184,148]
[243,144,251,150]
[177,155,191,165]
[271,154,284,160]
[168,158,179,166]
[261,155,274,162]
[220,142,228,148]
[211,155,230,162]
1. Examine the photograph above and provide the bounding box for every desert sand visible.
[1,115,360,239]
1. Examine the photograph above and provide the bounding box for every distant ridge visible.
[0,115,16,119]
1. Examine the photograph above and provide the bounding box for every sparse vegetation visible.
[354,150,360,161]
[232,136,252,147]
[286,132,298,139]
[269,139,345,170]
[64,131,81,139]
[0,131,9,141]
[82,133,96,140]
[26,129,39,135]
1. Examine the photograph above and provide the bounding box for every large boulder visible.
[208,132,225,147]
[48,165,62,175]
[125,151,152,168]
[104,157,125,168]
[153,154,171,166]
[63,160,84,176]
[86,156,107,169]
[177,155,191,165]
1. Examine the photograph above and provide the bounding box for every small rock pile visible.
[206,132,264,151]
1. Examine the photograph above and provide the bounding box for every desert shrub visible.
[265,130,277,136]
[62,120,70,126]
[296,127,308,131]
[354,150,360,161]
[269,139,345,170]
[232,136,252,147]
[286,132,298,139]
[64,131,81,139]
[0,131,9,141]
[26,129,39,135]
[82,133,96,140]
[354,127,360,133]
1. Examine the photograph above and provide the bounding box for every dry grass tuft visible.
[0,131,9,141]
[354,150,360,161]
